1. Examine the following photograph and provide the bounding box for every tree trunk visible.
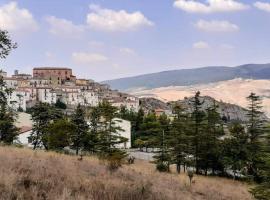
[177,162,181,174]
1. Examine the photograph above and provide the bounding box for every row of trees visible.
[119,92,269,199]
[29,101,128,169]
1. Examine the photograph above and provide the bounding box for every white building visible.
[14,113,33,147]
[114,118,131,149]
[4,77,18,88]
[36,87,57,104]
[7,89,31,111]
[14,126,33,147]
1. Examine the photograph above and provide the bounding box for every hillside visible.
[0,146,253,200]
[135,78,270,117]
[103,63,270,90]
[140,96,252,122]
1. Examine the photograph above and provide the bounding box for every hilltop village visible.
[0,67,139,112]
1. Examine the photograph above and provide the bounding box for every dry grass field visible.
[0,146,254,200]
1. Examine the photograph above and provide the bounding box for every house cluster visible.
[0,67,139,112]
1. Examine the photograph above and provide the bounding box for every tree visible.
[190,91,206,174]
[130,108,145,147]
[70,104,89,155]
[0,31,18,144]
[47,119,74,150]
[246,93,266,180]
[251,126,270,199]
[169,103,190,173]
[223,122,249,179]
[0,29,17,59]
[199,101,224,175]
[85,106,101,153]
[30,103,63,149]
[97,101,128,170]
[55,99,67,110]
[153,114,171,172]
[137,112,161,152]
[0,105,19,144]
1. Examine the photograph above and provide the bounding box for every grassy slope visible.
[0,146,253,200]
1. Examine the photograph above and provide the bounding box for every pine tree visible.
[0,103,19,144]
[97,101,127,154]
[47,119,74,150]
[251,127,270,199]
[0,30,18,144]
[97,101,128,170]
[153,113,171,172]
[85,106,101,153]
[137,112,161,152]
[190,91,206,174]
[223,122,249,179]
[30,103,61,149]
[70,104,89,155]
[246,93,266,180]
[200,101,224,175]
[169,103,190,173]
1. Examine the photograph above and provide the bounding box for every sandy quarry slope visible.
[130,78,270,117]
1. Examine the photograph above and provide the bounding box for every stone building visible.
[33,67,76,85]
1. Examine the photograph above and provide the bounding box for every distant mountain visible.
[103,64,270,91]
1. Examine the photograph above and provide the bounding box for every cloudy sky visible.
[0,0,270,81]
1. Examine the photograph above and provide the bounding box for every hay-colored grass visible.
[0,146,253,200]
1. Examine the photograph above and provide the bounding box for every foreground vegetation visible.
[0,146,254,200]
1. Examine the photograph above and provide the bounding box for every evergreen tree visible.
[190,91,206,174]
[30,103,63,149]
[70,104,89,155]
[55,99,67,110]
[246,93,266,180]
[199,101,224,175]
[47,119,74,150]
[97,101,128,170]
[251,126,270,199]
[0,31,18,144]
[223,122,249,178]
[169,103,190,173]
[85,106,101,153]
[153,113,171,172]
[0,103,19,144]
[138,112,161,152]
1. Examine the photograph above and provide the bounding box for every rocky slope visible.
[135,78,270,117]
[140,95,251,122]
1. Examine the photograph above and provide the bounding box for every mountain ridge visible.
[103,63,270,91]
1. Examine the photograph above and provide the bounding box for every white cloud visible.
[72,52,108,64]
[193,41,210,49]
[0,2,38,33]
[195,20,239,32]
[86,4,154,32]
[254,2,270,12]
[174,0,249,14]
[46,16,84,38]
[120,48,136,55]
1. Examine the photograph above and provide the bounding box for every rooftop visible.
[33,67,72,70]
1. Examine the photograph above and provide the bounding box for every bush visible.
[156,162,168,172]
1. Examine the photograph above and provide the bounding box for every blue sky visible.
[0,0,270,81]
